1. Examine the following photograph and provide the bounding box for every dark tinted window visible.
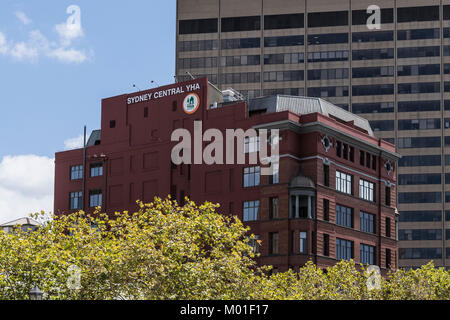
[399,155,441,167]
[352,102,394,114]
[264,35,304,47]
[398,192,442,204]
[308,33,348,45]
[307,50,348,62]
[398,46,440,58]
[398,82,440,94]
[264,13,303,29]
[399,248,442,260]
[307,86,349,97]
[398,118,440,130]
[397,136,441,149]
[264,70,304,82]
[308,11,348,27]
[398,100,440,112]
[400,211,442,222]
[221,16,260,32]
[398,28,439,40]
[352,31,393,42]
[264,53,304,65]
[352,8,393,25]
[398,64,440,76]
[445,5,450,19]
[353,48,394,60]
[222,38,260,49]
[352,84,394,96]
[399,229,442,241]
[179,18,218,34]
[397,6,439,23]
[308,68,348,80]
[353,66,393,78]
[399,174,441,185]
[370,120,394,131]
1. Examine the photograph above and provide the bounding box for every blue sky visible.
[0,1,176,223]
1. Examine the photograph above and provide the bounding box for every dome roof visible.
[289,175,316,189]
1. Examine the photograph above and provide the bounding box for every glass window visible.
[398,28,440,40]
[264,70,304,82]
[398,46,440,59]
[69,191,82,210]
[353,66,393,78]
[336,238,353,261]
[353,48,394,60]
[269,197,279,219]
[90,163,103,177]
[299,232,307,254]
[370,120,394,132]
[308,68,348,80]
[70,165,83,180]
[399,229,442,241]
[352,8,393,25]
[308,11,348,27]
[397,137,441,149]
[353,102,394,114]
[398,118,440,130]
[269,232,279,255]
[264,35,304,47]
[336,171,352,195]
[221,16,261,32]
[89,190,102,208]
[398,82,440,94]
[308,33,348,45]
[352,31,393,42]
[398,100,440,112]
[397,6,440,23]
[359,179,375,202]
[398,192,442,204]
[399,248,442,260]
[337,205,353,228]
[179,18,218,35]
[307,86,349,97]
[399,155,441,167]
[222,38,260,49]
[400,211,442,222]
[360,212,375,233]
[264,13,304,29]
[243,200,260,222]
[243,166,260,188]
[360,244,375,265]
[352,84,394,96]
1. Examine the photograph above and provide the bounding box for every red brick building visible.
[54,77,400,272]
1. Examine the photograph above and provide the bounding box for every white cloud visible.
[0,9,90,64]
[64,135,84,150]
[15,11,32,25]
[9,41,38,61]
[55,21,83,47]
[0,155,54,225]
[0,32,8,55]
[49,47,87,64]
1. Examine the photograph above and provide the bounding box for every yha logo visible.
[183,93,200,114]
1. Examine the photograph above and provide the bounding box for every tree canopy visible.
[0,197,449,300]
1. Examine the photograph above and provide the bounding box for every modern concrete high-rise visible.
[176,0,450,269]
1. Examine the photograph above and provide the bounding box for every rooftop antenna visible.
[186,71,196,80]
[151,80,160,87]
[132,84,141,92]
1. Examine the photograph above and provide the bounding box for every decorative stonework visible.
[321,135,332,152]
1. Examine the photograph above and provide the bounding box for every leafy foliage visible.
[0,198,449,300]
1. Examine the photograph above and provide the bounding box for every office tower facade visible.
[176,0,450,269]
[54,78,399,272]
